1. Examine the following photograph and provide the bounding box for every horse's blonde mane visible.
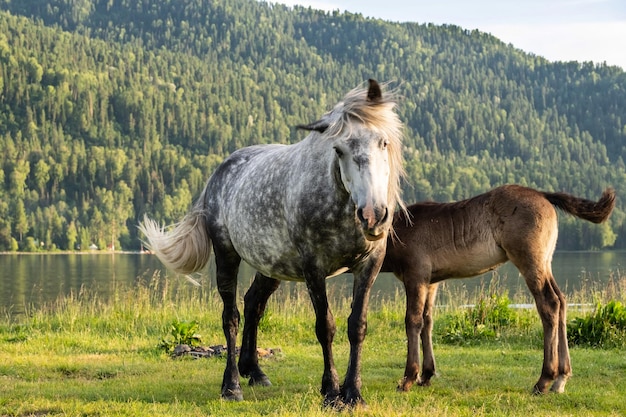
[324,82,406,215]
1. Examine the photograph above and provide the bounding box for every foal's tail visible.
[543,188,616,224]
[138,203,212,275]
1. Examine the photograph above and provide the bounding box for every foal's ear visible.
[367,79,382,103]
[297,119,329,133]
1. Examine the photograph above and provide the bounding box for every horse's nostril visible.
[380,207,389,224]
[357,208,365,223]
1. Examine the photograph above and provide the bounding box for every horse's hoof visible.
[550,375,568,393]
[342,396,367,411]
[322,393,343,410]
[248,375,272,387]
[221,387,244,401]
[339,386,367,410]
[397,378,413,392]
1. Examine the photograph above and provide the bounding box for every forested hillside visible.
[0,0,624,252]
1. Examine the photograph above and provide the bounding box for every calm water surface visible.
[1,251,624,316]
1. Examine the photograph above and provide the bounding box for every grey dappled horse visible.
[139,80,405,408]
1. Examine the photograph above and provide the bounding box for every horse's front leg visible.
[239,272,281,386]
[398,278,429,392]
[418,283,439,386]
[304,272,341,407]
[215,250,244,401]
[340,255,383,407]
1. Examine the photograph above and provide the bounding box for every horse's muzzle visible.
[357,206,389,241]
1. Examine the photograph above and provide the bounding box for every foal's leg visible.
[239,272,281,386]
[548,277,571,393]
[418,283,439,386]
[517,261,570,394]
[398,278,430,392]
[214,248,244,401]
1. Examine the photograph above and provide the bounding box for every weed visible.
[158,319,202,353]
[438,293,532,345]
[2,324,31,343]
[568,300,626,348]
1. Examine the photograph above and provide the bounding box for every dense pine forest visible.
[0,0,624,252]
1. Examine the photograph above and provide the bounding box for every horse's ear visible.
[297,119,329,133]
[367,79,382,103]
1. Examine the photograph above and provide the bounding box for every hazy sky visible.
[270,0,626,69]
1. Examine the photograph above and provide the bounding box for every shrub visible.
[567,300,626,348]
[438,293,532,345]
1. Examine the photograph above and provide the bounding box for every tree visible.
[66,220,78,251]
[0,0,623,251]
[12,200,28,243]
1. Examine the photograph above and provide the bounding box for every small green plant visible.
[438,293,521,345]
[568,300,626,348]
[2,324,31,343]
[158,319,202,353]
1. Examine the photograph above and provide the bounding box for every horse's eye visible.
[381,140,389,150]
[334,146,344,158]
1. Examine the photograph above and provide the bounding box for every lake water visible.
[1,251,624,316]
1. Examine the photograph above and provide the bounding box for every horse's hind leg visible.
[518,264,571,394]
[239,272,281,386]
[214,247,244,401]
[549,277,571,393]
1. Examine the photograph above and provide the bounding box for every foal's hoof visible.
[417,378,432,387]
[550,375,568,393]
[397,377,414,392]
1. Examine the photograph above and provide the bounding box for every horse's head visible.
[299,79,404,241]
[333,125,391,240]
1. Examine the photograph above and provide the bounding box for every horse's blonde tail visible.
[139,209,212,275]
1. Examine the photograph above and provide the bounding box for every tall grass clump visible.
[436,292,539,345]
[564,270,626,348]
[569,269,626,305]
[434,274,540,346]
[568,300,626,348]
[434,269,626,349]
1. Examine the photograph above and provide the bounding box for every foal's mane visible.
[323,82,406,214]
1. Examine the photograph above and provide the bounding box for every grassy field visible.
[1,273,625,416]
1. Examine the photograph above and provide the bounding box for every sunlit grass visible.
[0,270,625,416]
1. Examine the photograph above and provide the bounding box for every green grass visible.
[1,272,625,416]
